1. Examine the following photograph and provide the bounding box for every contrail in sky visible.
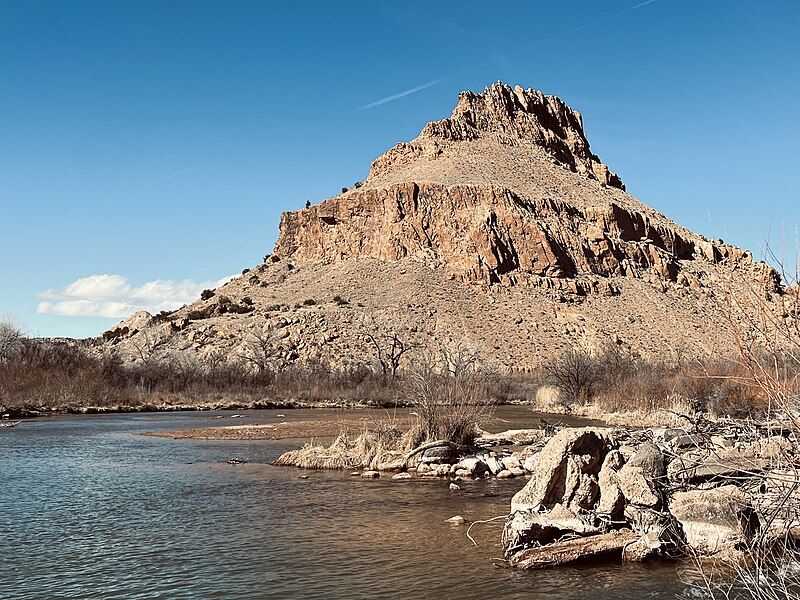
[359,78,447,110]
[357,0,661,110]
[156,166,199,182]
[545,0,660,41]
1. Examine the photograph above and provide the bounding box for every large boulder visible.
[669,485,758,557]
[668,450,769,485]
[617,442,666,509]
[597,449,626,521]
[420,445,455,464]
[479,452,504,475]
[452,456,488,477]
[510,428,611,513]
[502,504,600,555]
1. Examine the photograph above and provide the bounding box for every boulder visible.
[454,457,488,477]
[483,453,504,475]
[502,454,523,471]
[374,455,406,471]
[502,504,600,554]
[622,530,664,562]
[522,452,540,473]
[669,485,758,557]
[617,442,666,509]
[435,464,451,477]
[597,450,626,521]
[511,428,611,512]
[420,446,455,464]
[668,452,768,485]
[623,504,685,559]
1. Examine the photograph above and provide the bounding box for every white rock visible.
[446,515,466,525]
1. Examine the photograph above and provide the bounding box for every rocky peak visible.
[274,82,777,293]
[370,82,624,189]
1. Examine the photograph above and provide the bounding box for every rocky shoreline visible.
[276,416,800,570]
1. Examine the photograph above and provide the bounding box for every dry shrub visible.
[407,342,493,447]
[541,344,766,419]
[688,250,800,599]
[0,321,402,415]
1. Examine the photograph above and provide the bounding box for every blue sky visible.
[2,0,798,338]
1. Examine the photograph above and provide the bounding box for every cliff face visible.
[274,82,770,292]
[101,82,785,372]
[275,182,738,286]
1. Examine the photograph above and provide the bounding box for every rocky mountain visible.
[100,82,786,372]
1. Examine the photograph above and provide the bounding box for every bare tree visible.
[131,330,160,367]
[408,341,491,447]
[542,348,602,403]
[0,319,23,363]
[362,321,414,380]
[237,328,280,376]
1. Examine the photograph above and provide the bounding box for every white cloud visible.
[37,273,234,319]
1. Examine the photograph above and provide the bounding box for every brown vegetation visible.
[0,321,400,418]
[540,344,772,420]
[685,257,800,599]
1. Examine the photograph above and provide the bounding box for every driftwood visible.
[509,530,639,570]
[0,421,21,428]
[403,440,462,465]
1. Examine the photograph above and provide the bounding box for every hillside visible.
[98,83,785,373]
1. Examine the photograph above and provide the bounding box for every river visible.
[0,407,690,599]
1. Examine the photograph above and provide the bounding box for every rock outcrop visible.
[370,83,624,189]
[502,423,792,569]
[98,82,788,372]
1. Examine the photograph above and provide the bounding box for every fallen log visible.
[509,529,638,570]
[403,440,467,465]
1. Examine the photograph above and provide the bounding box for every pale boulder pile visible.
[501,424,798,569]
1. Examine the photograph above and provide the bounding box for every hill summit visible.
[102,83,783,372]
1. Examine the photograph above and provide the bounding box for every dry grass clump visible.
[276,343,495,470]
[276,421,415,470]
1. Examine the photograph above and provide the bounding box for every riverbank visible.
[269,409,800,574]
[0,395,406,420]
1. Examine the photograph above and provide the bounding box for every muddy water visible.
[0,407,690,599]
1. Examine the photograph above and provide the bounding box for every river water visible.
[0,407,690,599]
